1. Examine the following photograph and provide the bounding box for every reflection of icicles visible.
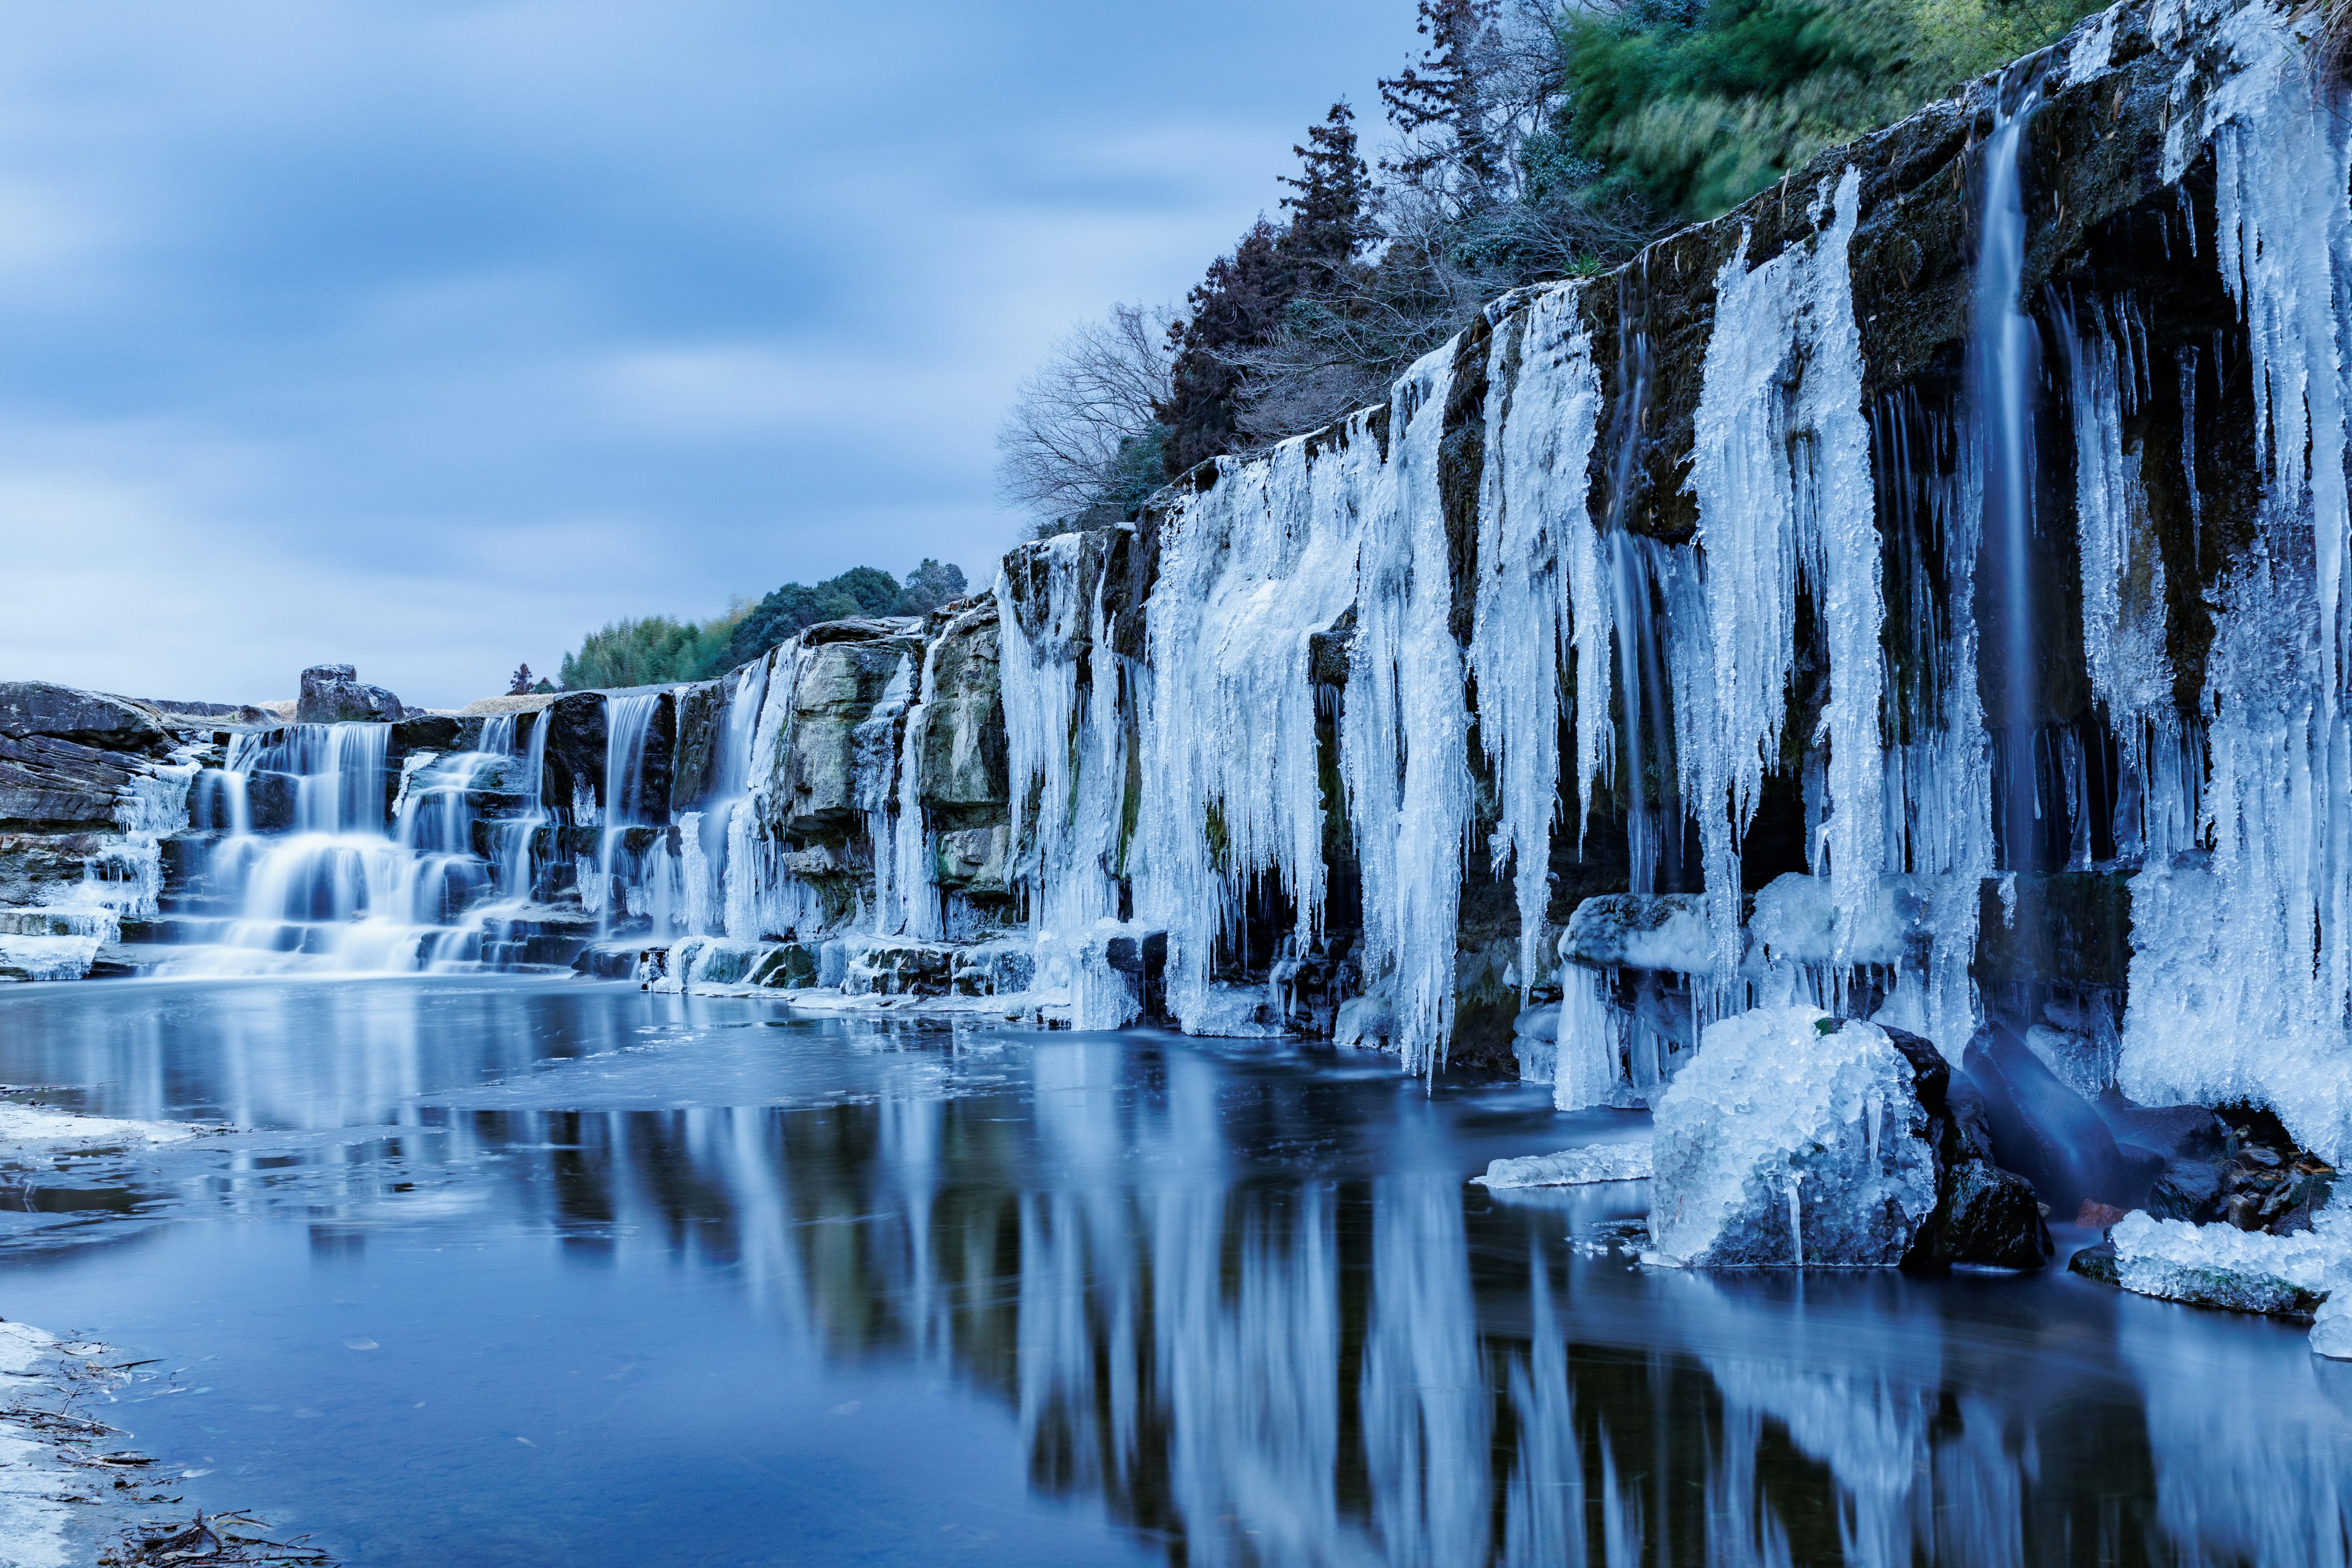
[1358,1178,1489,1567]
[1471,285,1604,1001]
[1344,351,1472,1075]
[1678,166,1879,991]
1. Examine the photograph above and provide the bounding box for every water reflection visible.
[2,980,2348,1567]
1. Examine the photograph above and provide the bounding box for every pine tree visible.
[1157,219,1302,478]
[1279,102,1370,264]
[1378,0,1503,205]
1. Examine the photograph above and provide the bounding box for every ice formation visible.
[2120,2,2352,1164]
[2108,1206,2350,1317]
[1648,1006,1937,1267]
[1474,1139,1653,1189]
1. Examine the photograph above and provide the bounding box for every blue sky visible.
[0,1,1406,708]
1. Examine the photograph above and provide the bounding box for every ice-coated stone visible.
[1649,1005,1938,1268]
[1476,1139,1653,1188]
[2106,1207,2350,1319]
[1562,894,1711,973]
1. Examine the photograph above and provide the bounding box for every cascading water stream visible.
[1970,74,2045,873]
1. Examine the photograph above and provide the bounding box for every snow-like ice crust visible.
[0,1101,196,1150]
[1476,1139,1653,1188]
[1648,1005,1936,1268]
[2108,1206,2351,1316]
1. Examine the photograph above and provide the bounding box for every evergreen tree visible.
[895,559,970,616]
[1378,0,1504,208]
[1158,219,1302,479]
[1280,102,1370,264]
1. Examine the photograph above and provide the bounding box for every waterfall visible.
[1970,76,2045,871]
[160,722,527,974]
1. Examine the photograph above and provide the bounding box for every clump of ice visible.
[0,1101,195,1150]
[1648,1005,1936,1268]
[1476,1140,1653,1189]
[2108,1207,2351,1317]
[2312,1291,2352,1359]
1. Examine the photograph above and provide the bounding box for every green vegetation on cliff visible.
[997,0,2105,524]
[553,559,971,691]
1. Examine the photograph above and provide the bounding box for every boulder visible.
[0,682,170,756]
[540,693,608,820]
[1649,1007,1941,1268]
[295,665,405,724]
[1886,1030,2056,1270]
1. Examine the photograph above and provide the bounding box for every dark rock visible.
[1105,930,1169,1020]
[2068,1240,2122,1288]
[541,693,608,820]
[390,715,465,754]
[2148,1156,2226,1222]
[0,682,170,756]
[296,665,405,724]
[1885,1026,2056,1271]
[0,733,143,831]
[246,771,300,834]
[670,680,726,809]
[134,699,266,722]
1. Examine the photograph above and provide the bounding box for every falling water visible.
[1970,75,2044,871]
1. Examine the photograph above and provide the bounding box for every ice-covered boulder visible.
[1649,1006,1939,1268]
[1562,894,1711,973]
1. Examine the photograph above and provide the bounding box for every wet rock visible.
[2068,1239,2122,1287]
[774,638,914,839]
[746,943,820,989]
[1883,1029,2055,1270]
[295,665,405,725]
[669,680,726,809]
[1104,929,1167,1019]
[245,771,300,834]
[0,682,170,756]
[540,693,608,820]
[844,941,953,997]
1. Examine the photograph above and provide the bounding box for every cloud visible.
[0,0,1406,707]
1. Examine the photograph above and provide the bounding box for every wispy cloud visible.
[0,0,1404,706]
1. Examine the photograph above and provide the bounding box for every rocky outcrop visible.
[295,664,405,724]
[0,684,171,756]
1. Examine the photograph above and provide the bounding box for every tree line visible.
[996,0,2105,536]
[551,559,970,692]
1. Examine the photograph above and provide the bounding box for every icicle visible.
[1343,348,1472,1076]
[1679,165,1879,989]
[1469,284,1604,1001]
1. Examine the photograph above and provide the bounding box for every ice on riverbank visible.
[1474,1139,1653,1188]
[2106,1208,2352,1352]
[0,1100,195,1153]
[0,1321,74,1568]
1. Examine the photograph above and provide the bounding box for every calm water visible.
[0,978,2345,1567]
